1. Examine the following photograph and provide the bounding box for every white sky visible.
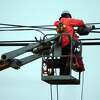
[0,0,100,100]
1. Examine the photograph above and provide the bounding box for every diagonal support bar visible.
[1,35,58,60]
[11,54,42,69]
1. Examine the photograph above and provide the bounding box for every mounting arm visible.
[0,35,58,71]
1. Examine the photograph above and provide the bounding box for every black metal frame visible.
[41,35,84,85]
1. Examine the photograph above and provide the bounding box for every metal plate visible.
[42,75,80,85]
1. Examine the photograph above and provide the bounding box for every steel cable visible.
[50,84,53,100]
[81,72,85,100]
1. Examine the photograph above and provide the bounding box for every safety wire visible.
[55,68,59,100]
[50,84,53,100]
[56,84,59,100]
[81,71,85,100]
[80,40,85,100]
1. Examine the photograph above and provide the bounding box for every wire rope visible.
[81,72,85,100]
[55,67,59,100]
[0,28,56,31]
[0,23,54,27]
[50,84,53,100]
[56,84,59,100]
[0,23,55,30]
